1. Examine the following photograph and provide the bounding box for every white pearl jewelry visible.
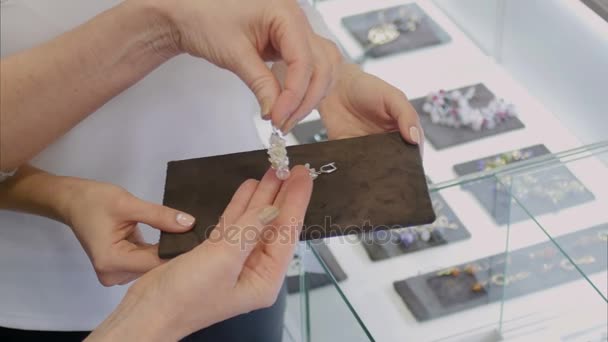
[268,127,290,180]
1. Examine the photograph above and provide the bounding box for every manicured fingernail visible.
[409,126,420,144]
[176,213,195,227]
[419,127,425,158]
[260,98,272,119]
[281,119,297,134]
[258,206,280,225]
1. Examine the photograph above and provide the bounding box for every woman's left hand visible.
[318,63,424,153]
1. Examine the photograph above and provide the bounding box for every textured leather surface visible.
[159,132,435,259]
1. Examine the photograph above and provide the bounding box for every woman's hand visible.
[270,33,343,133]
[151,0,333,131]
[64,179,197,286]
[318,63,424,153]
[87,166,313,341]
[0,165,196,286]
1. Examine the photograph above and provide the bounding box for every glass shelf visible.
[295,141,607,342]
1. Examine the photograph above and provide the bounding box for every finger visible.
[280,65,332,134]
[211,179,259,239]
[238,166,312,290]
[385,89,424,150]
[247,168,282,210]
[269,14,314,129]
[118,275,139,286]
[280,40,335,133]
[211,205,279,264]
[127,196,195,232]
[270,62,287,89]
[116,242,164,274]
[266,165,313,263]
[231,47,282,119]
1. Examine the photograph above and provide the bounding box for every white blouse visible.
[0,0,332,331]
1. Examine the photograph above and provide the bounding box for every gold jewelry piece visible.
[437,267,460,277]
[471,282,484,292]
[491,272,530,286]
[560,255,595,271]
[464,264,479,275]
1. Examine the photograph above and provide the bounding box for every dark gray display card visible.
[286,240,347,294]
[454,144,595,225]
[361,182,470,261]
[411,83,525,150]
[342,3,451,58]
[291,120,327,144]
[394,224,608,321]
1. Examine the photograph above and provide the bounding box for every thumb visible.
[128,197,195,233]
[230,48,281,121]
[120,244,165,274]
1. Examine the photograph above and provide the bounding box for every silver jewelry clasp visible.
[319,162,337,174]
[305,162,337,180]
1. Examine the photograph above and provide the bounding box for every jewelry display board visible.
[341,3,451,58]
[286,241,347,294]
[393,224,608,321]
[360,183,470,261]
[454,144,596,225]
[411,83,525,150]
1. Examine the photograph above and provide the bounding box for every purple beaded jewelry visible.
[422,87,517,131]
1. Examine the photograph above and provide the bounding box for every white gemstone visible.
[420,229,431,242]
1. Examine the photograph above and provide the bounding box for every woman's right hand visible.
[87,166,314,341]
[148,0,333,132]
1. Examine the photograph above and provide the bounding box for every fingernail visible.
[281,119,296,135]
[277,111,291,131]
[258,206,280,225]
[409,126,420,144]
[176,212,195,227]
[260,98,272,119]
[419,127,425,158]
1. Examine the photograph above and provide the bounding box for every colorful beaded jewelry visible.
[268,127,290,180]
[398,228,417,248]
[422,87,517,131]
[471,282,484,292]
[477,150,533,171]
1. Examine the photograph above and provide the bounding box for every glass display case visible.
[287,143,607,342]
[272,1,608,341]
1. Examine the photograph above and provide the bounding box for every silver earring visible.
[305,162,338,180]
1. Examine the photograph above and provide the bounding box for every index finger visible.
[270,11,314,129]
[265,165,313,263]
